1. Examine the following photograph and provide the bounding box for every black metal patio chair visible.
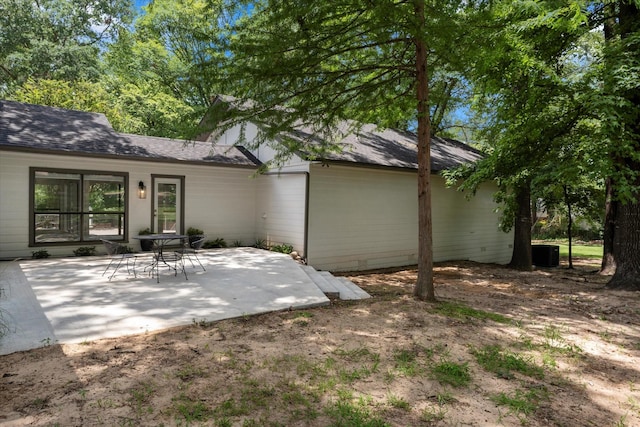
[175,235,206,271]
[101,239,137,281]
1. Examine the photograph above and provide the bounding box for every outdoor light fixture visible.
[138,181,147,199]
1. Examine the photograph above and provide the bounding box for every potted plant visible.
[186,227,204,246]
[138,227,153,251]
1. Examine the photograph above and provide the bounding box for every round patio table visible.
[133,234,188,282]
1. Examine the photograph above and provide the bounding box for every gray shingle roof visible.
[2,99,481,172]
[0,100,260,168]
[209,95,483,172]
[291,122,483,172]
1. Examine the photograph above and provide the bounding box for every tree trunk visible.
[607,197,640,289]
[564,185,574,270]
[600,2,618,275]
[600,177,617,274]
[413,0,435,302]
[606,1,640,289]
[509,182,533,271]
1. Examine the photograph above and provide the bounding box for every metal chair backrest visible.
[190,236,206,250]
[101,239,122,256]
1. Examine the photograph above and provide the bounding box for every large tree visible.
[207,0,484,301]
[101,0,226,136]
[0,0,132,95]
[133,0,225,108]
[599,1,640,289]
[454,0,640,284]
[449,0,594,270]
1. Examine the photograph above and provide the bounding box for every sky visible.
[134,1,150,11]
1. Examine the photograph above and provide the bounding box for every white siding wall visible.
[431,176,513,264]
[306,165,418,271]
[0,150,257,259]
[182,165,257,246]
[1,150,513,266]
[254,173,307,254]
[0,152,29,258]
[306,165,513,272]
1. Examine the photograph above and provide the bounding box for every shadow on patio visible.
[0,248,329,355]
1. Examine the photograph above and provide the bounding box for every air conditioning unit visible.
[531,245,560,267]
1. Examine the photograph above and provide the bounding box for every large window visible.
[31,168,128,244]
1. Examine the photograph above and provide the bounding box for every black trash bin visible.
[531,245,560,267]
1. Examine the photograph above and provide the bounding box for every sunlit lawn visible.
[534,239,603,260]
[559,243,602,259]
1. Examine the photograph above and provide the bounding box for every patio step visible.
[300,265,370,301]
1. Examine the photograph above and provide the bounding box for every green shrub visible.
[253,239,269,250]
[187,227,204,236]
[271,243,293,254]
[203,238,227,249]
[32,249,50,259]
[73,246,96,257]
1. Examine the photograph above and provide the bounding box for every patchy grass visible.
[3,259,638,427]
[430,359,472,387]
[432,301,511,324]
[471,345,545,380]
[491,385,549,417]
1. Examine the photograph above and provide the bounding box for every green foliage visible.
[0,0,133,94]
[542,324,583,355]
[186,227,204,236]
[253,239,269,250]
[73,246,96,257]
[532,218,603,241]
[10,76,194,137]
[203,238,227,249]
[138,228,152,235]
[12,79,110,115]
[270,243,293,254]
[446,1,604,235]
[99,0,221,137]
[213,0,479,162]
[31,249,50,259]
[134,0,224,108]
[212,0,476,301]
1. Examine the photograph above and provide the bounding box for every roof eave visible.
[0,145,261,169]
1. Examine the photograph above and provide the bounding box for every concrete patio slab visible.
[0,248,330,356]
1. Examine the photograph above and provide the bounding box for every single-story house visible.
[0,100,513,271]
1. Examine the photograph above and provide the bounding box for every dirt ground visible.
[1,258,639,426]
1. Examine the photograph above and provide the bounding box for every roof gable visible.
[204,96,483,172]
